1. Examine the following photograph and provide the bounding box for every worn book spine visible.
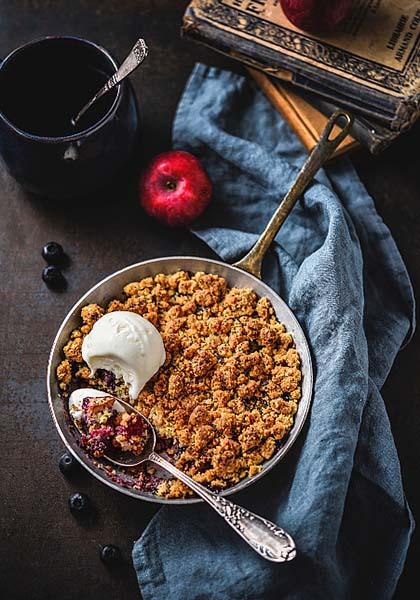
[248,68,359,158]
[182,0,420,132]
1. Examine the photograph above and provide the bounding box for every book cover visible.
[182,0,420,131]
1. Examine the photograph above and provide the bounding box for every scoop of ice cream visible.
[81,311,165,399]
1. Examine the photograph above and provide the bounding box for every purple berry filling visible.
[97,369,116,387]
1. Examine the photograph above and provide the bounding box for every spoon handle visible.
[73,38,148,125]
[149,451,296,562]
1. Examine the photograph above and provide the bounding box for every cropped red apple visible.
[139,150,212,227]
[281,0,352,33]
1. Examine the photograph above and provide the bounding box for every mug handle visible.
[63,144,79,161]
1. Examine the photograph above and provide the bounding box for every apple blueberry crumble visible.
[78,395,148,459]
[57,271,302,498]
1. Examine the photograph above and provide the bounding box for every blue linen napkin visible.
[133,64,415,599]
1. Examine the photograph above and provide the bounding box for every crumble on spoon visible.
[69,389,149,459]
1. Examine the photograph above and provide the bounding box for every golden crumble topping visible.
[57,271,302,498]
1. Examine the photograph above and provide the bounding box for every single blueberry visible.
[59,452,77,475]
[42,241,65,265]
[42,265,66,290]
[100,544,121,565]
[68,492,90,515]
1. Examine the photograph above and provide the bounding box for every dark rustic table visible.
[1,1,419,599]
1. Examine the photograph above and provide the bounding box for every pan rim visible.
[47,256,313,505]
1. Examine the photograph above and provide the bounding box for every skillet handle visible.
[233,111,354,279]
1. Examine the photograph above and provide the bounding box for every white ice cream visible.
[81,311,166,399]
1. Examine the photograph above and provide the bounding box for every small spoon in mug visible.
[71,38,148,127]
[78,391,296,563]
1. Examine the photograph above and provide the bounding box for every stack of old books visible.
[182,0,420,157]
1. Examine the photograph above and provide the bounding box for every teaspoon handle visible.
[148,451,296,563]
[73,38,148,125]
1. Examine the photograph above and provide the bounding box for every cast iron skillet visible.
[47,112,353,505]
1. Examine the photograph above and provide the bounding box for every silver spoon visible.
[79,391,296,563]
[71,38,148,126]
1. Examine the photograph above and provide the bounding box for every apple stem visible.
[165,180,177,191]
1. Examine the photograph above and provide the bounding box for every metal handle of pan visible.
[233,111,354,279]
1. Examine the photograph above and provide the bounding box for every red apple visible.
[280,0,352,33]
[139,150,212,227]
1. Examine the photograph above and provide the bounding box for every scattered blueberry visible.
[42,265,66,290]
[100,544,121,565]
[42,241,65,265]
[68,492,90,515]
[59,452,77,476]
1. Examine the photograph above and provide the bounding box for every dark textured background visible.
[0,1,418,598]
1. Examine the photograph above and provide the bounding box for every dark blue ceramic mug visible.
[0,36,139,198]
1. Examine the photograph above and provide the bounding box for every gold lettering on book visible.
[386,15,408,50]
[228,0,267,13]
[396,31,413,62]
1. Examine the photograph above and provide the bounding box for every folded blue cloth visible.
[133,64,415,599]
